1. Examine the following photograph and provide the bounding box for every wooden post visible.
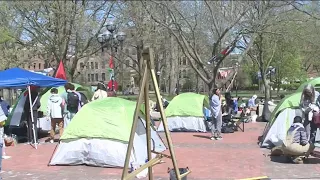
[121,47,190,180]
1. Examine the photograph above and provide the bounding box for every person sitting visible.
[282,116,315,164]
[248,95,258,111]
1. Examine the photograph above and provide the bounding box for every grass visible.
[117,90,295,101]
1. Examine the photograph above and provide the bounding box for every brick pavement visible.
[2,122,320,180]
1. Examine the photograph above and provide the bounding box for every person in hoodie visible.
[92,82,108,101]
[47,88,64,143]
[282,116,315,164]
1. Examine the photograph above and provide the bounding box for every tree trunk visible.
[168,34,178,95]
[262,77,270,100]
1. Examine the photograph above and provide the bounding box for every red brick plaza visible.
[2,122,320,180]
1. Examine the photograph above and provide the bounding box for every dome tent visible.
[157,93,209,132]
[49,97,166,167]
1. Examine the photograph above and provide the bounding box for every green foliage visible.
[279,83,301,91]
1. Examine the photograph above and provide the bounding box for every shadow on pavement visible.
[193,135,210,139]
[270,156,320,164]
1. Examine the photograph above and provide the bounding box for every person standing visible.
[0,96,10,117]
[61,83,80,128]
[47,88,64,143]
[0,106,7,176]
[92,82,108,101]
[24,86,41,144]
[300,84,319,143]
[210,88,222,140]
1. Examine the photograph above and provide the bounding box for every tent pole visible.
[144,60,153,180]
[28,86,37,149]
[121,65,148,179]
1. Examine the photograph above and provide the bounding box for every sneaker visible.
[49,140,54,143]
[216,136,223,140]
[210,137,217,140]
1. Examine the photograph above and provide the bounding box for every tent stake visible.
[121,47,190,180]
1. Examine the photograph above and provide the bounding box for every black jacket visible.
[24,91,41,112]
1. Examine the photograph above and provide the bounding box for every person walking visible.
[24,86,41,144]
[92,82,108,101]
[61,83,81,128]
[210,88,223,140]
[47,88,64,143]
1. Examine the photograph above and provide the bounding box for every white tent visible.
[261,108,320,147]
[157,116,207,132]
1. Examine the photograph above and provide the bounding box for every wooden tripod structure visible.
[121,47,191,180]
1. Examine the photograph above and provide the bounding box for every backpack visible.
[313,111,320,128]
[67,92,79,113]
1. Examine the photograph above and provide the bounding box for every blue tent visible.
[0,68,67,88]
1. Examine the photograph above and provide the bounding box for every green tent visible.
[297,77,320,92]
[158,92,209,132]
[49,97,166,167]
[61,97,136,141]
[165,92,209,117]
[40,83,92,115]
[269,92,302,125]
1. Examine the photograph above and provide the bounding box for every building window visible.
[91,62,94,69]
[183,69,187,78]
[102,73,106,81]
[95,73,99,81]
[126,60,130,68]
[91,74,94,82]
[33,63,36,69]
[132,62,136,68]
[102,61,106,69]
[86,62,89,69]
[182,57,187,65]
[95,62,98,69]
[80,62,84,69]
[38,63,41,70]
[88,74,91,82]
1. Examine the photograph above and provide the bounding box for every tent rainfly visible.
[157,92,209,132]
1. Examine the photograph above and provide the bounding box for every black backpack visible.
[67,92,79,113]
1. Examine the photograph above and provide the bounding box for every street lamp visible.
[97,21,126,92]
[156,71,161,89]
[268,66,275,99]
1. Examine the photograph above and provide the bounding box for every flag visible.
[207,46,231,65]
[109,56,114,69]
[55,60,67,80]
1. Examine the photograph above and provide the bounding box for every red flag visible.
[109,56,114,69]
[55,60,67,80]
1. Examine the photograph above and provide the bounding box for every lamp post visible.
[268,66,275,99]
[97,21,126,92]
[156,71,161,89]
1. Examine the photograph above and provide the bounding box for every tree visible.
[7,1,115,81]
[142,1,256,93]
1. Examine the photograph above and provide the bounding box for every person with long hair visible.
[92,82,108,101]
[300,84,319,143]
[210,88,223,140]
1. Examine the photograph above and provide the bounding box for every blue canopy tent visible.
[0,68,67,149]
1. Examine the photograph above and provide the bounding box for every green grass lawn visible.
[118,90,295,101]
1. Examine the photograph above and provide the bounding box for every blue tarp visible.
[0,68,67,88]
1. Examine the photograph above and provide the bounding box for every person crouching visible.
[282,116,315,164]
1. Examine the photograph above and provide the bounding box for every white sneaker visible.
[216,136,223,140]
[210,137,216,140]
[50,140,54,144]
